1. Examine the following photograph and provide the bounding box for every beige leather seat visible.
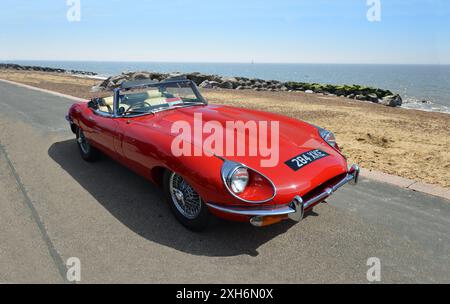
[97,96,114,113]
[98,96,130,113]
[144,90,167,106]
[97,90,168,114]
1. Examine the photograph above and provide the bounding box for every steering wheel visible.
[123,101,152,115]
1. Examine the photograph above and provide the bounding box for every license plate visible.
[285,149,330,171]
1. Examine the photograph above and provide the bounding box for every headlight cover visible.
[228,167,249,194]
[221,161,276,203]
[318,127,337,149]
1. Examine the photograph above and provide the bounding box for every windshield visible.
[117,81,206,116]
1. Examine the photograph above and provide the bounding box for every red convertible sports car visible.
[67,78,359,230]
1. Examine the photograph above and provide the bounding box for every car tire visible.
[163,170,210,231]
[76,128,99,162]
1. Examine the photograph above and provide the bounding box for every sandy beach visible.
[1,69,449,188]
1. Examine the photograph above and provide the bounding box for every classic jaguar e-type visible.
[66,78,359,230]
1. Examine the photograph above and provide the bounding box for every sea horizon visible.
[4,59,450,65]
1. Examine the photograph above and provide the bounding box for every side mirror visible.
[88,98,99,110]
[117,106,125,116]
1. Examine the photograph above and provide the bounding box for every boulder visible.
[131,72,152,80]
[164,73,188,82]
[367,93,380,103]
[166,72,186,80]
[253,81,263,88]
[219,81,234,89]
[99,78,110,88]
[221,77,238,84]
[186,72,209,85]
[254,87,267,91]
[355,95,367,101]
[381,94,402,107]
[105,80,116,89]
[110,75,127,83]
[0,63,98,76]
[199,80,220,89]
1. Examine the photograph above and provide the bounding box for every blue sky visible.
[0,0,449,64]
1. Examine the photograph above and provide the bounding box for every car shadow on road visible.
[48,140,310,257]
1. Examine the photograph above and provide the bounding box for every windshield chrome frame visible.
[112,79,207,118]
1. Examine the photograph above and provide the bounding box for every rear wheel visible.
[163,170,210,231]
[76,128,99,162]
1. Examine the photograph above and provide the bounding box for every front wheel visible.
[76,128,99,162]
[163,170,210,231]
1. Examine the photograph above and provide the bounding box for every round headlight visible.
[221,161,276,203]
[229,167,249,194]
[319,128,337,148]
[323,131,336,147]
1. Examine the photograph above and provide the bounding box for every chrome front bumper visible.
[206,164,360,226]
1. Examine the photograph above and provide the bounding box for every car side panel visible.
[115,117,230,203]
[117,118,160,178]
[78,107,118,158]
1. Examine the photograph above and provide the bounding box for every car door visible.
[80,106,119,157]
[116,116,160,178]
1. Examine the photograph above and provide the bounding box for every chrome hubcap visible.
[174,189,184,201]
[169,173,202,220]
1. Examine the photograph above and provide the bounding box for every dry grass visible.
[1,70,449,188]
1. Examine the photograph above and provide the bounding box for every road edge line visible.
[0,78,87,103]
[360,169,450,201]
[0,141,70,283]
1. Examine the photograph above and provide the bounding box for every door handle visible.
[88,116,95,122]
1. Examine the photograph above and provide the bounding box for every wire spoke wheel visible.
[77,129,90,154]
[169,172,202,220]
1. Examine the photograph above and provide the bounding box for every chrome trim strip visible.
[287,196,304,222]
[208,164,360,217]
[206,203,296,217]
